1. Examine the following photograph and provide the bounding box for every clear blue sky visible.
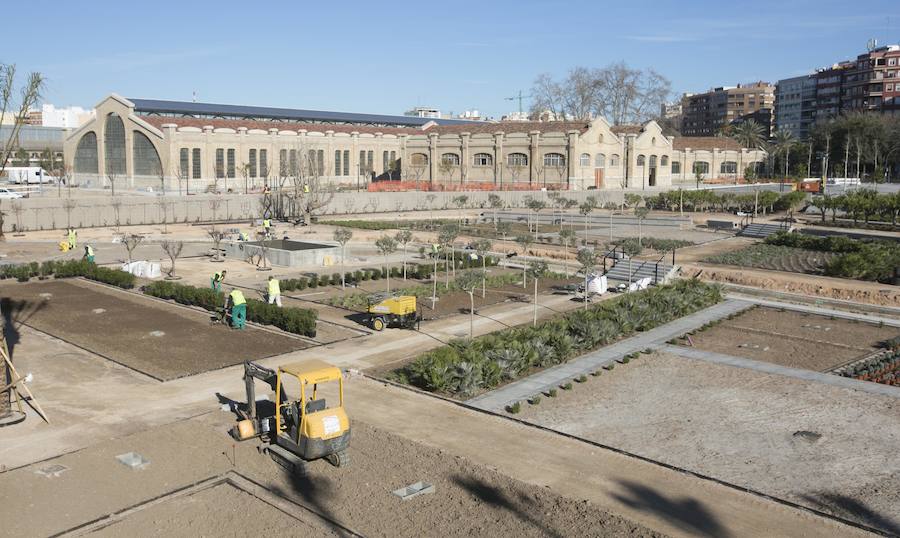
[7,0,898,118]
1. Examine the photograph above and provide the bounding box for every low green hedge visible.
[144,281,317,337]
[766,231,900,283]
[0,259,135,289]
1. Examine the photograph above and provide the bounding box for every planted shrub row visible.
[278,257,498,293]
[0,259,135,289]
[327,272,523,310]
[144,281,317,337]
[838,350,900,386]
[766,231,900,284]
[391,279,722,398]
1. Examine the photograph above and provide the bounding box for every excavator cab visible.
[236,359,350,473]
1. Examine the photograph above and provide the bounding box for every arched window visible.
[598,134,604,144]
[507,153,528,166]
[671,161,681,174]
[192,148,202,179]
[720,161,737,174]
[579,153,591,166]
[215,148,225,178]
[610,154,620,167]
[473,153,493,166]
[132,131,161,176]
[661,155,669,166]
[649,155,657,167]
[694,161,710,174]
[651,137,656,145]
[636,154,646,166]
[410,153,428,166]
[543,153,565,167]
[104,113,126,176]
[441,153,460,165]
[595,153,606,168]
[74,131,98,175]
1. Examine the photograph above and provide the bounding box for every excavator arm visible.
[243,361,277,420]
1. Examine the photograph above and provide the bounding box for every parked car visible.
[0,188,24,199]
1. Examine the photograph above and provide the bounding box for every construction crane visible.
[505,90,532,115]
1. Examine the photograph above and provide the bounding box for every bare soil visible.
[3,411,664,538]
[87,482,337,537]
[0,279,307,380]
[682,306,899,371]
[517,352,900,534]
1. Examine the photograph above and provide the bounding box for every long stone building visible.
[64,94,767,192]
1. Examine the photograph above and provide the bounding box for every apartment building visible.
[681,82,775,137]
[774,75,818,139]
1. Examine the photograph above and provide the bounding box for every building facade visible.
[774,74,818,139]
[681,83,775,137]
[842,45,900,115]
[64,95,766,192]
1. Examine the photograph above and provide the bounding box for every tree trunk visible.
[469,292,474,339]
[533,278,538,326]
[481,257,486,298]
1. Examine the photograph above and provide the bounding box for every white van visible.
[4,166,55,184]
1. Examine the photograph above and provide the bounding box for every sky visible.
[6,0,899,119]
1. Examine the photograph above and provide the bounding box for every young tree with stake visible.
[576,247,597,310]
[160,240,184,279]
[455,270,484,339]
[394,229,413,280]
[473,238,493,298]
[122,234,143,265]
[527,259,549,326]
[515,234,534,288]
[374,235,397,293]
[438,223,459,285]
[333,228,353,289]
[558,228,577,276]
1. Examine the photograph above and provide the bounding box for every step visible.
[604,260,677,285]
[738,223,789,239]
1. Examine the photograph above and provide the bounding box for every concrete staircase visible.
[738,223,789,239]
[604,258,678,286]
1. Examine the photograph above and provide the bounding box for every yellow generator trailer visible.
[365,293,420,331]
[234,360,350,474]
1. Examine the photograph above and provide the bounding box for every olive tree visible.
[576,247,597,310]
[394,229,414,280]
[122,234,143,264]
[515,234,533,288]
[473,238,493,298]
[160,240,184,279]
[374,235,397,293]
[558,228,577,276]
[527,260,549,326]
[333,227,353,289]
[456,270,484,339]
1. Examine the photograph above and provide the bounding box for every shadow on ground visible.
[801,491,900,536]
[611,479,730,538]
[451,473,563,538]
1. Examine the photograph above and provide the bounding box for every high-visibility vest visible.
[213,271,224,282]
[86,246,94,256]
[268,279,280,296]
[263,219,271,228]
[303,185,310,193]
[230,289,246,306]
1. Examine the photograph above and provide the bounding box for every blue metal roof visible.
[128,98,480,127]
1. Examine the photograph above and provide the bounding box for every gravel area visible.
[518,352,900,534]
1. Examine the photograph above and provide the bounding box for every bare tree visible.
[438,156,458,183]
[111,198,123,231]
[122,234,143,264]
[10,200,24,235]
[0,200,6,241]
[160,240,184,279]
[208,198,223,222]
[156,197,171,234]
[374,235,397,293]
[455,270,483,339]
[507,162,525,185]
[395,229,413,280]
[207,228,226,262]
[409,155,428,189]
[174,161,189,196]
[0,63,45,180]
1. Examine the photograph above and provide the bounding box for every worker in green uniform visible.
[211,270,227,291]
[267,276,282,307]
[83,244,95,264]
[226,288,247,329]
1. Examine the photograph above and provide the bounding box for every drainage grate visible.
[116,452,150,470]
[392,481,435,501]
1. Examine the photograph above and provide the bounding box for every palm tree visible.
[772,129,795,181]
[731,119,766,184]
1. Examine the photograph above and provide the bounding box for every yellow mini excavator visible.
[233,360,350,474]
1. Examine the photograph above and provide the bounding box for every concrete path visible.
[728,294,900,327]
[468,299,752,411]
[662,344,900,400]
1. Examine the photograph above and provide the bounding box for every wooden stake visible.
[0,348,50,424]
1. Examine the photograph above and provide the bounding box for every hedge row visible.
[143,281,318,337]
[766,231,900,283]
[278,256,498,292]
[0,259,135,289]
[391,279,723,397]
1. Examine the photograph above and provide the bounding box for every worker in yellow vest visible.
[67,228,77,249]
[226,288,247,329]
[211,270,227,291]
[262,218,271,237]
[267,276,282,307]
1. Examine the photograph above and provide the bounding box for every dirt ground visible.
[681,307,900,372]
[687,263,900,306]
[87,482,338,537]
[0,279,307,380]
[517,351,900,534]
[4,411,664,538]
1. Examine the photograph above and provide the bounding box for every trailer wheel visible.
[372,317,385,331]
